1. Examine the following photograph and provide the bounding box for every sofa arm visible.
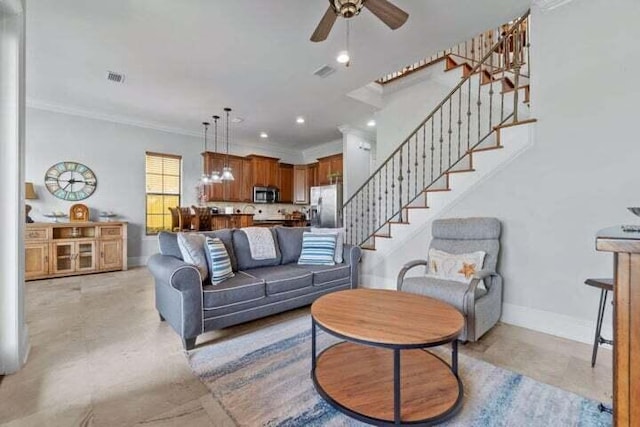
[148,253,202,292]
[147,254,204,344]
[342,244,362,288]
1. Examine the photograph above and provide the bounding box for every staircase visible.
[343,11,534,257]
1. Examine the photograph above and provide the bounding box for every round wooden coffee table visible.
[310,288,465,426]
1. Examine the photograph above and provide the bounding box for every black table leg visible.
[311,318,317,371]
[394,349,401,425]
[452,340,458,375]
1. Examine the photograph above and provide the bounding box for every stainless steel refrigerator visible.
[309,184,343,228]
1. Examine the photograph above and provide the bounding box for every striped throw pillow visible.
[298,232,337,266]
[204,237,235,285]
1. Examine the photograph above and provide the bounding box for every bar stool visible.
[584,278,614,367]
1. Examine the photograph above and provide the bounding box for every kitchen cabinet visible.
[278,163,294,203]
[317,154,343,186]
[203,152,342,202]
[25,222,127,281]
[211,214,254,230]
[225,156,245,202]
[241,159,253,202]
[307,162,318,188]
[202,153,249,202]
[202,152,225,201]
[247,155,279,188]
[293,165,309,204]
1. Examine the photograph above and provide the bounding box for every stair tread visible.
[447,168,476,174]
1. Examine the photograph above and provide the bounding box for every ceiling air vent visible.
[313,65,336,78]
[106,71,125,83]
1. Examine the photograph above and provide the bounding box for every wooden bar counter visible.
[596,226,640,426]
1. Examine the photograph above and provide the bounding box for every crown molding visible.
[301,138,342,162]
[26,98,302,159]
[532,0,577,11]
[338,125,375,141]
[27,98,202,137]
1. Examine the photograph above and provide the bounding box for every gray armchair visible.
[397,217,502,341]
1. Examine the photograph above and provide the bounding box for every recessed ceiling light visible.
[231,117,244,123]
[296,117,305,124]
[336,51,350,64]
[260,132,269,138]
[367,120,376,127]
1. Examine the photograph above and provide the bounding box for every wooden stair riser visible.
[423,174,450,192]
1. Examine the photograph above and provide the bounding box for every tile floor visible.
[0,268,612,426]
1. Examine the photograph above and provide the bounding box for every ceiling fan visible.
[310,0,409,42]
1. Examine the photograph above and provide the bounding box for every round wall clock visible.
[44,161,97,201]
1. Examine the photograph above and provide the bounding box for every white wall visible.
[362,0,640,343]
[340,128,375,200]
[375,66,458,167]
[25,108,202,265]
[0,0,28,374]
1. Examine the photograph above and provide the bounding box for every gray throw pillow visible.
[177,233,208,280]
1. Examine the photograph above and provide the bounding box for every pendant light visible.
[221,107,235,181]
[336,20,351,67]
[200,122,212,184]
[210,115,222,183]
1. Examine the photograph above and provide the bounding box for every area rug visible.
[188,315,612,426]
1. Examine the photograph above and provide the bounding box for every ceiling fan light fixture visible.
[336,50,350,64]
[332,0,364,18]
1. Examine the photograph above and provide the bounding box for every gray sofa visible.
[147,227,362,350]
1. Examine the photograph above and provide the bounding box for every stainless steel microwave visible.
[253,186,279,204]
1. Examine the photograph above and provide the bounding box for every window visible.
[145,152,181,235]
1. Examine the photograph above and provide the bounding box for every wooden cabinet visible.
[225,156,245,202]
[248,155,279,188]
[241,159,253,202]
[293,165,309,204]
[317,154,343,186]
[52,240,96,274]
[202,153,251,202]
[238,214,254,228]
[211,214,254,230]
[100,239,123,270]
[25,222,127,281]
[307,163,318,188]
[25,243,49,280]
[293,163,319,205]
[202,152,342,203]
[278,163,294,203]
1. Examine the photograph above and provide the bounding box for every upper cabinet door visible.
[317,154,343,186]
[278,163,294,203]
[293,165,308,204]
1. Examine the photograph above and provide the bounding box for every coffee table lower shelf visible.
[312,342,463,426]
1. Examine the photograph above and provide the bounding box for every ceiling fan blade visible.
[364,0,409,30]
[310,6,338,42]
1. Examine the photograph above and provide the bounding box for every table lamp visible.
[25,182,37,223]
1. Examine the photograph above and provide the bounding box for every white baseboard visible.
[501,302,611,346]
[128,256,150,268]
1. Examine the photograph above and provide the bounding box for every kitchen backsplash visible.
[204,202,309,221]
